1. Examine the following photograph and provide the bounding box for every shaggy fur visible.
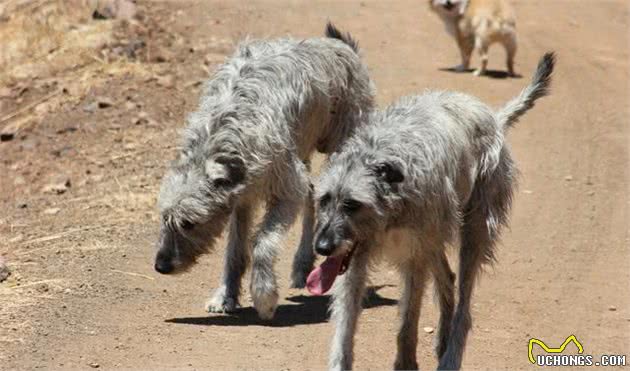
[313,53,554,370]
[429,0,518,76]
[154,23,375,320]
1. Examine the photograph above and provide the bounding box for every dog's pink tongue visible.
[306,256,344,295]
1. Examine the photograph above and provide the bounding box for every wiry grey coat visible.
[154,23,375,320]
[312,53,555,370]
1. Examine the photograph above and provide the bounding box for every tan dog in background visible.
[429,0,517,76]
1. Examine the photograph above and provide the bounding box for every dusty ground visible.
[1,0,629,369]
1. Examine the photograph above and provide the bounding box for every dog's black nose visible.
[154,260,174,274]
[315,237,334,256]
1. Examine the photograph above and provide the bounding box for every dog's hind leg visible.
[432,250,455,360]
[329,249,370,371]
[473,31,489,76]
[291,179,316,288]
[438,211,490,370]
[206,204,252,313]
[439,151,514,370]
[394,256,429,370]
[503,33,518,77]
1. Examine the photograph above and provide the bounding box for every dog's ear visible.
[205,155,246,188]
[372,161,404,184]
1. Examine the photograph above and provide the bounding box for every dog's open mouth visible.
[443,1,455,11]
[306,246,355,296]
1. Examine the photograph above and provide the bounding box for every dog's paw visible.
[473,68,485,76]
[437,350,461,371]
[454,64,467,72]
[205,286,239,313]
[251,289,278,321]
[394,359,418,371]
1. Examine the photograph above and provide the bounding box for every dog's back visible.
[189,33,374,162]
[464,0,516,43]
[359,92,502,221]
[465,0,514,23]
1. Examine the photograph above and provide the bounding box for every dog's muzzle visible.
[154,248,175,274]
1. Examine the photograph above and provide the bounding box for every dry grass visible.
[0,0,111,84]
[0,1,165,351]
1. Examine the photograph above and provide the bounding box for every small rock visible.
[564,175,573,182]
[522,189,533,194]
[156,74,175,88]
[122,39,145,59]
[43,207,61,215]
[124,101,136,110]
[16,202,28,209]
[423,326,434,334]
[56,127,78,135]
[133,111,152,126]
[0,132,14,142]
[93,0,136,20]
[0,256,10,283]
[151,48,174,63]
[204,52,225,65]
[186,79,204,88]
[608,305,617,312]
[97,97,114,109]
[83,102,98,113]
[88,362,100,368]
[42,178,71,195]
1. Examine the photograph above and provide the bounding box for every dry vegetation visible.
[0,0,234,361]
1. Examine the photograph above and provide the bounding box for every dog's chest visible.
[377,228,418,265]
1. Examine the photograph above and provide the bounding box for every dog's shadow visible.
[439,67,523,79]
[165,285,397,328]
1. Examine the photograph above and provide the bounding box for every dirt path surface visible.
[1,1,629,369]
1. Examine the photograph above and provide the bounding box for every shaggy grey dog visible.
[154,23,374,320]
[307,53,555,370]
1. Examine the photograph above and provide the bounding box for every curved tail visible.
[497,52,556,131]
[325,21,359,53]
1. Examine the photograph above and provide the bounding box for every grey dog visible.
[307,53,555,370]
[154,23,374,320]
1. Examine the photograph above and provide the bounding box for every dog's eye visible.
[213,178,232,188]
[342,199,362,213]
[181,220,195,230]
[319,194,331,208]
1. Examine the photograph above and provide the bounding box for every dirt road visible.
[1,1,628,369]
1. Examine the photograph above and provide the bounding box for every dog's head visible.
[154,149,246,275]
[429,0,467,16]
[307,150,405,294]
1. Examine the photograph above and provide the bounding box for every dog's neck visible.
[458,0,469,15]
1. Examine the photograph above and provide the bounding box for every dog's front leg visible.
[456,35,474,72]
[250,196,299,320]
[206,204,252,313]
[329,250,369,371]
[394,258,429,370]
